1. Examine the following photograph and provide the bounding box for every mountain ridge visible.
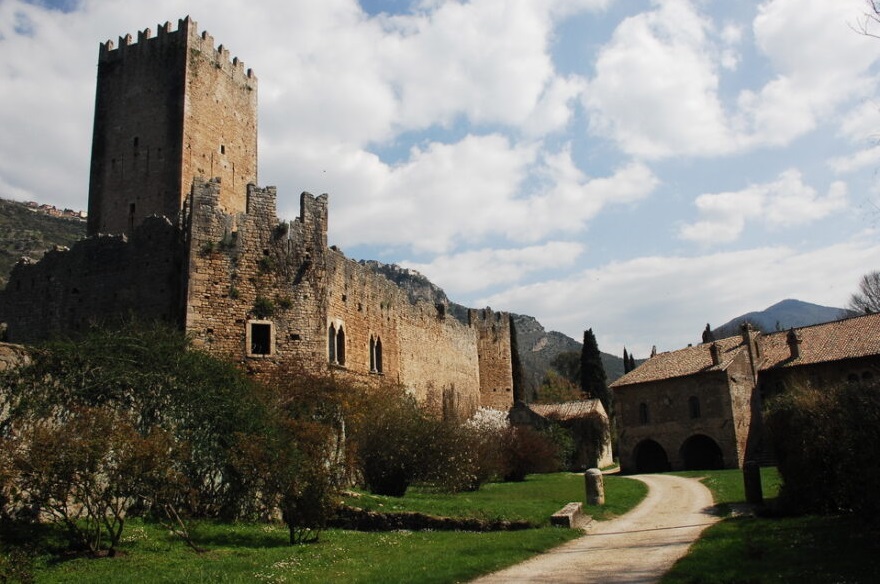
[712,298,852,339]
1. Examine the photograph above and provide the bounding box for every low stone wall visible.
[331,506,531,532]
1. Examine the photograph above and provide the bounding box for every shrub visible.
[347,385,435,497]
[231,367,348,543]
[765,377,880,518]
[0,321,267,518]
[501,426,561,482]
[252,296,276,319]
[5,407,182,555]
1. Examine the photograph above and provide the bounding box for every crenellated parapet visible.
[98,16,256,87]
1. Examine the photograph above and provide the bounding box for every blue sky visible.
[2,0,880,356]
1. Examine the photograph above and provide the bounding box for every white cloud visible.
[679,169,848,244]
[829,145,880,174]
[310,138,657,255]
[583,0,880,159]
[481,236,880,355]
[584,0,734,158]
[401,241,585,294]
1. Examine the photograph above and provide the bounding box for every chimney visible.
[709,343,720,366]
[786,328,802,359]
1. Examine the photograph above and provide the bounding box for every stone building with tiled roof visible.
[509,399,613,469]
[611,312,880,473]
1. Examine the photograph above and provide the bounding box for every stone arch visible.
[680,434,724,470]
[633,439,671,473]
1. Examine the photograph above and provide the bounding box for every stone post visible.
[585,468,605,506]
[743,460,763,506]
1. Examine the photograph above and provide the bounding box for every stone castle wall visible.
[470,309,515,410]
[181,178,509,416]
[0,219,184,344]
[0,17,514,419]
[88,17,257,236]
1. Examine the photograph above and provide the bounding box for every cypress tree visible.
[623,347,630,373]
[629,353,636,372]
[580,328,610,414]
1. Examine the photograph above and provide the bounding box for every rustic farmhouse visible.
[0,17,514,418]
[611,313,880,473]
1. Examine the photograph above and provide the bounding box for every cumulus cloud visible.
[481,236,880,355]
[584,0,734,158]
[400,241,584,294]
[311,138,657,254]
[583,0,880,158]
[679,170,848,244]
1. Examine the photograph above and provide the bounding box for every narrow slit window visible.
[328,324,337,363]
[639,403,649,425]
[688,396,701,419]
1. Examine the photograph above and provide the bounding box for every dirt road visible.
[470,474,719,584]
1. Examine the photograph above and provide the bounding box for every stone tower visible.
[87,17,257,236]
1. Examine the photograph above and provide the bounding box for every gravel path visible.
[470,474,720,584]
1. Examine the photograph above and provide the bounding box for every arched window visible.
[336,326,346,366]
[688,396,701,419]
[328,324,337,364]
[639,403,649,425]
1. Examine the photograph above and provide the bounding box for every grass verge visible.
[663,467,880,583]
[4,473,647,583]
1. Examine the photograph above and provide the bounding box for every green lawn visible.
[663,467,880,583]
[344,472,646,524]
[4,473,647,583]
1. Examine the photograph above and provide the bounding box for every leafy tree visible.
[848,270,880,314]
[535,370,582,404]
[550,351,580,384]
[579,329,611,415]
[765,376,880,518]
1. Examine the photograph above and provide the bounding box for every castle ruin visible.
[0,17,515,417]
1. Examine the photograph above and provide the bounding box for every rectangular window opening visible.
[250,322,272,356]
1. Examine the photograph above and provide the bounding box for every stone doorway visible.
[634,439,671,473]
[680,434,724,470]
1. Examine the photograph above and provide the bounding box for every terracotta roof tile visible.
[758,312,880,370]
[610,313,880,389]
[610,335,746,388]
[530,400,606,421]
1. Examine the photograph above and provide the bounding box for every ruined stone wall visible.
[0,219,183,344]
[88,17,256,236]
[614,368,746,473]
[182,179,504,418]
[182,179,328,372]
[470,309,515,411]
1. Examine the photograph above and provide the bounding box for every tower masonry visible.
[87,16,257,236]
